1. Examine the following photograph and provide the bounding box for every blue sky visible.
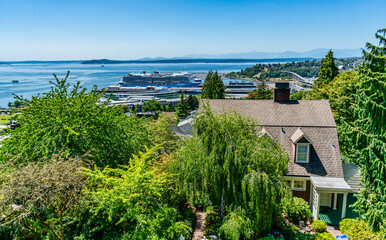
[0,0,385,60]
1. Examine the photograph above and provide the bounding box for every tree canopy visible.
[0,72,151,168]
[142,99,163,112]
[342,28,386,231]
[171,104,289,238]
[314,50,339,88]
[201,70,225,99]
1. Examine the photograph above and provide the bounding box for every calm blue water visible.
[0,61,266,108]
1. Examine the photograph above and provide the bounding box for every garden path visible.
[192,210,206,240]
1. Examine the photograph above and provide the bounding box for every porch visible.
[318,193,359,225]
[310,177,353,225]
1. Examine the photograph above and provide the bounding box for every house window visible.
[293,180,306,191]
[296,143,310,163]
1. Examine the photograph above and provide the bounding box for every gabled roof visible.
[203,100,336,127]
[201,99,343,178]
[290,128,313,144]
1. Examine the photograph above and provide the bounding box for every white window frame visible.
[296,143,310,163]
[292,180,307,191]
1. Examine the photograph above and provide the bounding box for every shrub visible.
[278,223,299,239]
[312,220,327,233]
[339,218,383,240]
[281,197,312,223]
[204,206,221,236]
[218,207,254,240]
[314,232,335,240]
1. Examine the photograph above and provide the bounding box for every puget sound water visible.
[0,61,272,108]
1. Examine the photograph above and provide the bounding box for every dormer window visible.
[296,143,310,163]
[291,128,312,164]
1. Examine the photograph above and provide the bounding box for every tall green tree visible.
[343,28,386,231]
[202,70,225,99]
[186,94,199,111]
[142,99,162,112]
[171,105,289,237]
[0,72,151,168]
[314,50,339,88]
[176,94,189,119]
[245,81,273,100]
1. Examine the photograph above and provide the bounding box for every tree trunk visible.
[220,191,226,221]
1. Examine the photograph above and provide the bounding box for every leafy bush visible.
[204,206,221,236]
[339,218,384,240]
[278,223,299,239]
[219,207,254,240]
[81,147,194,239]
[312,220,327,233]
[314,232,335,240]
[281,197,312,223]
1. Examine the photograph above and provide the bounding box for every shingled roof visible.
[202,99,343,178]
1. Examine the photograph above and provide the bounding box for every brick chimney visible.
[273,82,290,102]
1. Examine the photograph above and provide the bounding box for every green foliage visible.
[342,28,386,231]
[176,94,199,119]
[166,102,175,112]
[171,105,289,237]
[82,147,194,239]
[313,232,335,240]
[0,71,151,168]
[204,206,221,237]
[245,82,273,100]
[290,90,311,100]
[307,70,359,156]
[219,207,254,240]
[312,220,327,233]
[314,50,339,88]
[0,154,85,240]
[281,197,312,223]
[176,94,189,119]
[339,218,385,240]
[186,94,199,111]
[278,223,299,239]
[149,113,180,154]
[142,99,163,112]
[202,70,225,99]
[233,60,321,80]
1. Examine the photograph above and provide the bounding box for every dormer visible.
[291,128,312,163]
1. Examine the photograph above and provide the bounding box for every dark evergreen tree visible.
[166,102,175,112]
[186,94,199,110]
[202,70,225,99]
[314,50,339,88]
[176,94,189,119]
[343,28,386,231]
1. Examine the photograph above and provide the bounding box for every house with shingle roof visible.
[202,82,360,224]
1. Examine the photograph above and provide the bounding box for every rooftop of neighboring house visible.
[202,82,343,178]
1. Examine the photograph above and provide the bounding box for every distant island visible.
[81,58,314,64]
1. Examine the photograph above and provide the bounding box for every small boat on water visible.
[12,80,19,83]
[101,65,104,67]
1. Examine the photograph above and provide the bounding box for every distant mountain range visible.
[141,48,362,61]
[0,48,362,64]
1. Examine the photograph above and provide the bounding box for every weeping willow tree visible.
[171,104,289,237]
[343,28,386,231]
